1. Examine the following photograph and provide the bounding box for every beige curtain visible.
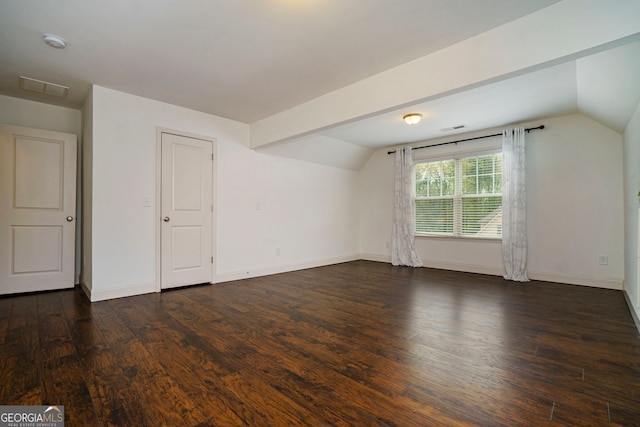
[502,127,529,282]
[392,147,423,267]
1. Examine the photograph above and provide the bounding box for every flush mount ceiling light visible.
[43,33,66,49]
[403,113,422,125]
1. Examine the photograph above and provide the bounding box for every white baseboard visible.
[360,253,504,276]
[527,270,623,290]
[623,290,640,333]
[360,252,623,290]
[359,253,392,263]
[422,260,504,277]
[215,254,360,283]
[81,281,156,302]
[77,254,624,301]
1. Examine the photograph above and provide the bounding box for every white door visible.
[0,124,77,295]
[161,132,213,289]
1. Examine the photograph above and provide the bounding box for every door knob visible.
[163,216,170,222]
[66,216,74,222]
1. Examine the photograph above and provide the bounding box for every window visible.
[414,153,502,238]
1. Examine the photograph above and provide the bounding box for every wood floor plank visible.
[179,289,421,425]
[115,339,209,426]
[82,346,158,427]
[239,351,380,426]
[0,296,12,348]
[59,296,160,426]
[37,292,102,426]
[183,285,485,426]
[1,294,41,405]
[2,261,640,425]
[112,293,268,425]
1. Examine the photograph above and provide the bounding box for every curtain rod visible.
[387,125,545,155]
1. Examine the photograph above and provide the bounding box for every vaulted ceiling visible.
[0,0,560,121]
[320,43,640,148]
[1,0,639,170]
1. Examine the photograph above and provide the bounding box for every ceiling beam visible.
[249,0,640,149]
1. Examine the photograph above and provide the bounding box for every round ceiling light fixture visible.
[43,33,67,49]
[403,113,422,125]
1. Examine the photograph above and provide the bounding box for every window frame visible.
[413,149,503,240]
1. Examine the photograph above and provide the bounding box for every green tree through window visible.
[414,153,502,237]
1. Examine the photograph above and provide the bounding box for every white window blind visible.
[414,153,502,238]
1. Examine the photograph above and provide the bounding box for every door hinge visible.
[211,204,213,212]
[211,153,214,161]
[211,256,214,264]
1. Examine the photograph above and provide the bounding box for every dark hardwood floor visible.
[1,260,639,426]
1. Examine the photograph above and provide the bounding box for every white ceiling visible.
[319,39,640,149]
[1,0,639,169]
[0,0,560,122]
[320,61,579,149]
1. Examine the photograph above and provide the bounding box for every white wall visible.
[360,113,625,289]
[216,141,360,281]
[0,95,83,283]
[623,100,640,324]
[0,95,81,135]
[527,114,624,287]
[86,86,360,300]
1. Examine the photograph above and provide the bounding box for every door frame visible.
[155,127,216,292]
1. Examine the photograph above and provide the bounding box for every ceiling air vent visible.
[19,76,69,98]
[439,125,465,132]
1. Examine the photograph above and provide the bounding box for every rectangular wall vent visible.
[19,76,69,98]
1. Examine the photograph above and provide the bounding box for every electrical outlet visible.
[276,247,281,256]
[385,241,390,249]
[598,255,608,265]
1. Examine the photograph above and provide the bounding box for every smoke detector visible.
[43,33,67,49]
